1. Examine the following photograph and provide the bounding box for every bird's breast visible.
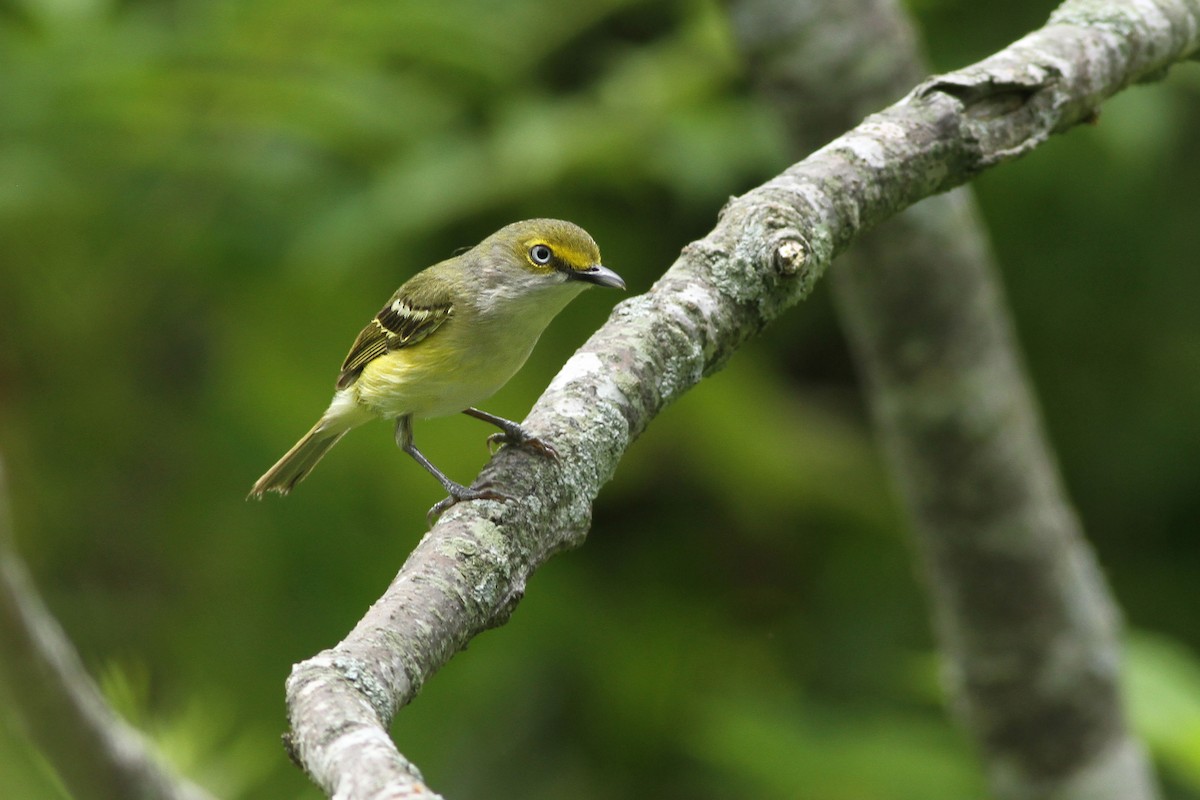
[351,284,581,419]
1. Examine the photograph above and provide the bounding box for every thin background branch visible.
[0,456,216,800]
[286,0,1200,796]
[729,0,1158,797]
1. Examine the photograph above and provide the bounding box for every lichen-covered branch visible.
[0,458,216,800]
[730,0,1161,798]
[286,2,1200,796]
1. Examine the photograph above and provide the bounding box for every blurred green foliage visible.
[1,0,1199,798]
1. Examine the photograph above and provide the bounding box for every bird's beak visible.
[571,264,625,290]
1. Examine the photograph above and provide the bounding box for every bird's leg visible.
[394,415,509,525]
[462,407,559,459]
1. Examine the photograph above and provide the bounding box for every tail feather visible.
[248,420,349,499]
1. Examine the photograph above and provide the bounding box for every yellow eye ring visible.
[529,244,553,265]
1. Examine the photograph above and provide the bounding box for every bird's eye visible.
[529,244,553,265]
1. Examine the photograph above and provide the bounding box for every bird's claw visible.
[426,484,513,527]
[486,430,559,460]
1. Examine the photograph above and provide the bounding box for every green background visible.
[2,0,1199,798]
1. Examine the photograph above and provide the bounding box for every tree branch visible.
[0,457,216,800]
[729,0,1160,797]
[286,1,1200,796]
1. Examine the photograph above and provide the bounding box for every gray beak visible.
[571,264,625,290]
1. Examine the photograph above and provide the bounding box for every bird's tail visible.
[248,417,354,499]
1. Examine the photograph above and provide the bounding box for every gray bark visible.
[286,1,1200,797]
[730,0,1161,798]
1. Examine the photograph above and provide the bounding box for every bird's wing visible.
[336,272,454,390]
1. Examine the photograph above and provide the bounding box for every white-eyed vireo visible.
[249,219,624,519]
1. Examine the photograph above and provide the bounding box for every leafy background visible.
[2,0,1199,798]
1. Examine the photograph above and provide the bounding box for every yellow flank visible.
[351,277,588,420]
[352,318,503,420]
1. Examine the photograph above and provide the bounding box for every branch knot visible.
[772,235,809,276]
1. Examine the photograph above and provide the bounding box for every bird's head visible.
[488,219,625,291]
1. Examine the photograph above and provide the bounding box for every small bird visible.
[249,219,624,520]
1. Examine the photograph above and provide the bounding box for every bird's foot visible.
[463,407,558,459]
[486,426,558,460]
[426,481,513,527]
